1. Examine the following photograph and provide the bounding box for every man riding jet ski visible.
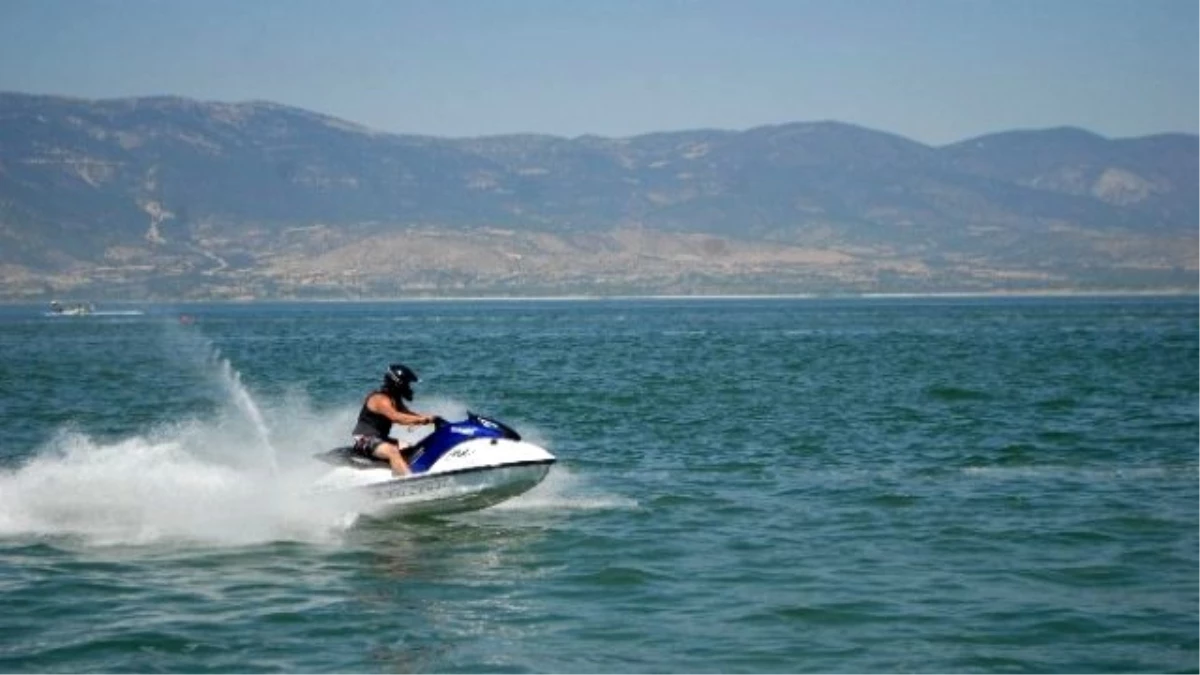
[350,364,438,476]
[312,364,556,516]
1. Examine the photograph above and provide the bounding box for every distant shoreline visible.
[3,288,1196,306]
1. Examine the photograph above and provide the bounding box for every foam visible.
[488,466,638,512]
[0,427,359,547]
[0,347,361,547]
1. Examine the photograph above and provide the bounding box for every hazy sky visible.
[1,0,1195,144]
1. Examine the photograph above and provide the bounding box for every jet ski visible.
[312,412,555,517]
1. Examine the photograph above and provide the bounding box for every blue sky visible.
[0,0,1195,144]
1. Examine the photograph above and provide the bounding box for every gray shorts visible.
[352,435,396,458]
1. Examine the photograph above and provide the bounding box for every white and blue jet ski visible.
[312,413,555,516]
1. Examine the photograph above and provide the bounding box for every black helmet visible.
[382,363,419,401]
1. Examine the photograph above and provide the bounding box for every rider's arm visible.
[368,394,435,426]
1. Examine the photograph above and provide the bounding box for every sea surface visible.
[0,296,1195,673]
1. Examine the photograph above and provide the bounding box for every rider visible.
[352,364,438,475]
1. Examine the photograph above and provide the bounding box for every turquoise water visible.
[0,297,1195,673]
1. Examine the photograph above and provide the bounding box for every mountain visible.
[0,93,1195,299]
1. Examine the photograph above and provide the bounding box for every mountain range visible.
[0,92,1195,299]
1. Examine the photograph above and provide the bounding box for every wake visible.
[0,430,347,546]
[0,345,362,547]
[487,466,638,513]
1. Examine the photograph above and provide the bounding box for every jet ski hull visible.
[361,461,552,516]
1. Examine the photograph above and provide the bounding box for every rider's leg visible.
[372,441,412,476]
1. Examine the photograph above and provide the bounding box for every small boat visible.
[311,412,556,517]
[46,300,94,317]
[44,301,145,317]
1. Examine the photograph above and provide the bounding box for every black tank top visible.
[352,390,395,438]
